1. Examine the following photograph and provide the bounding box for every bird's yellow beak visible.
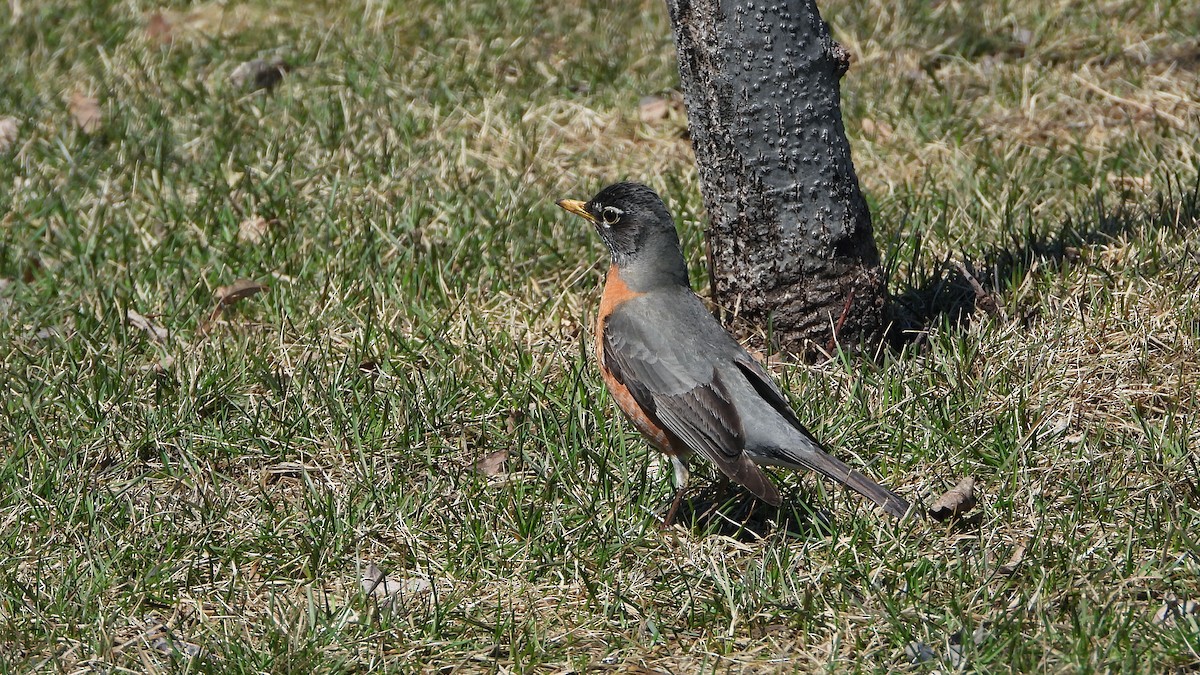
[555,198,596,224]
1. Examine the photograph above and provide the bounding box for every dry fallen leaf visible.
[126,309,168,342]
[203,279,269,331]
[229,57,287,92]
[138,354,175,375]
[998,542,1027,575]
[362,563,432,610]
[0,117,19,152]
[945,626,988,670]
[69,92,103,134]
[34,326,63,340]
[215,279,268,306]
[637,92,686,126]
[929,477,978,521]
[638,95,671,123]
[238,216,270,244]
[145,10,173,44]
[22,256,43,283]
[904,641,937,664]
[472,449,508,477]
[1153,597,1199,627]
[860,117,894,140]
[114,613,202,660]
[505,409,524,436]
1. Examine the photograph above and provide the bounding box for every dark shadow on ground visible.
[666,483,839,540]
[884,176,1200,349]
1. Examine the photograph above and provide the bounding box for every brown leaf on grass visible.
[998,541,1027,575]
[0,117,19,152]
[202,279,268,332]
[238,216,270,244]
[229,57,287,92]
[1153,597,1198,627]
[362,563,432,610]
[113,614,202,660]
[145,11,173,44]
[126,309,168,342]
[928,477,978,521]
[472,449,509,477]
[946,626,988,670]
[860,117,894,140]
[215,279,268,306]
[638,92,685,125]
[1011,26,1034,47]
[69,93,103,134]
[638,95,671,123]
[138,354,175,374]
[904,641,937,664]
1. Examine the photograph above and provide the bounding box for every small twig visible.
[833,288,856,337]
[824,289,856,354]
[954,260,1008,322]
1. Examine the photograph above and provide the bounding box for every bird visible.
[556,182,910,524]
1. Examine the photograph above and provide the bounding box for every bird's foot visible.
[660,489,685,529]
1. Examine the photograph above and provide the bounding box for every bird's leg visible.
[662,455,690,528]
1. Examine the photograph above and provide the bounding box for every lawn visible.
[1,0,1198,672]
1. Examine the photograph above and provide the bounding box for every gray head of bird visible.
[556,182,689,287]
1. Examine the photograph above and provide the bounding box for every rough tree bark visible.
[665,0,885,353]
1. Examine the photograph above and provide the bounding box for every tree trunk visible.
[666,0,885,354]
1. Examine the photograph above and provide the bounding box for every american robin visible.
[556,182,910,523]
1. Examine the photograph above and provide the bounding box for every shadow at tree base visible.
[882,175,1200,352]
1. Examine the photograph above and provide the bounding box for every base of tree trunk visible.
[712,245,887,357]
[670,0,887,356]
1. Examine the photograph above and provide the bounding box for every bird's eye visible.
[601,206,623,226]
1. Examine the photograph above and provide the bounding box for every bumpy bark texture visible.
[666,0,885,352]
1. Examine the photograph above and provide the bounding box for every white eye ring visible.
[601,206,623,226]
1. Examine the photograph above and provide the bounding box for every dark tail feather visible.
[732,359,910,517]
[716,453,783,507]
[734,459,783,507]
[799,449,910,519]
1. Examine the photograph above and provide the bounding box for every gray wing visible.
[602,304,782,506]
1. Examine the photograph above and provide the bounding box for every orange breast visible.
[596,265,677,454]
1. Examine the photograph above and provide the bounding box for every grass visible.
[1,0,1198,671]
